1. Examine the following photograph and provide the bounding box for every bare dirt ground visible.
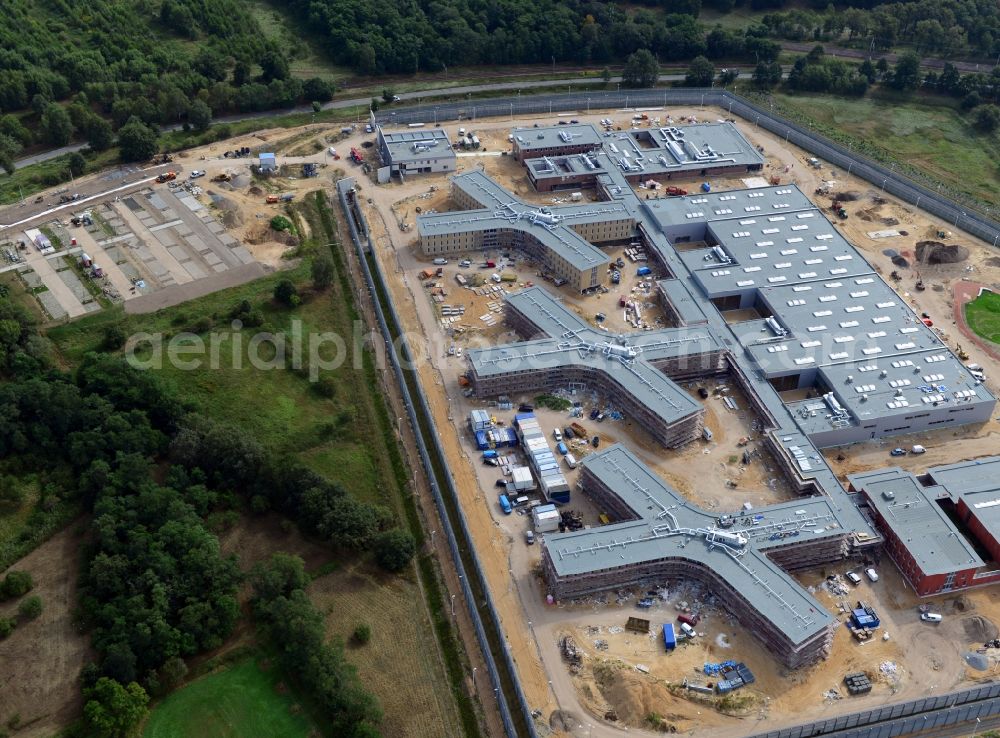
[352,103,1000,737]
[0,523,93,738]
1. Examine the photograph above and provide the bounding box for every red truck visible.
[677,613,700,627]
[482,260,496,269]
[350,148,364,164]
[665,186,687,197]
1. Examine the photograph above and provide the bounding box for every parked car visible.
[890,448,907,457]
[525,530,535,545]
[589,408,600,420]
[920,612,943,622]
[910,445,926,455]
[865,567,879,582]
[591,435,600,448]
[563,427,575,440]
[845,571,862,585]
[189,170,205,178]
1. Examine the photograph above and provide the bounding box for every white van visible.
[553,428,563,442]
[525,530,535,545]
[432,258,448,265]
[920,612,942,622]
[564,454,578,469]
[845,570,862,585]
[910,445,926,455]
[679,622,695,637]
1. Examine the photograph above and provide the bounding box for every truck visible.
[662,623,677,651]
[482,449,499,461]
[210,173,232,182]
[471,135,480,149]
[569,422,587,438]
[498,494,513,514]
[455,274,468,287]
[265,195,279,204]
[156,171,177,183]
[350,148,364,164]
[564,453,577,469]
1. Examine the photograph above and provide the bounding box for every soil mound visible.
[916,241,969,264]
[892,256,910,268]
[599,672,686,732]
[985,257,1000,268]
[836,191,861,202]
[549,710,580,732]
[961,615,997,642]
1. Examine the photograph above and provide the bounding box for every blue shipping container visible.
[662,623,677,651]
[498,494,512,514]
[475,431,489,450]
[549,489,571,505]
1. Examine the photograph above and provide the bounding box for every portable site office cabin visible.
[532,504,561,533]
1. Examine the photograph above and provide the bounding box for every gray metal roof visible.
[417,170,614,271]
[927,457,1000,541]
[378,127,455,164]
[512,124,603,153]
[523,122,764,183]
[849,468,983,575]
[546,444,837,645]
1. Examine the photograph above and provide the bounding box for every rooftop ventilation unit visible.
[765,317,787,337]
[711,246,732,265]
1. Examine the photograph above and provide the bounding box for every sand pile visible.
[962,615,997,642]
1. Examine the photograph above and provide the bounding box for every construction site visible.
[349,104,1000,737]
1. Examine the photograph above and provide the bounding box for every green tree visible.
[382,88,396,104]
[270,215,293,232]
[312,255,335,290]
[102,324,127,351]
[188,100,212,132]
[601,66,612,86]
[83,678,149,738]
[304,77,334,102]
[0,617,14,638]
[718,68,739,87]
[889,52,921,91]
[352,622,372,645]
[622,49,659,88]
[273,279,300,307]
[260,48,290,82]
[117,116,158,162]
[0,133,19,175]
[0,571,33,600]
[685,56,715,87]
[0,114,32,146]
[973,104,1000,133]
[40,103,73,146]
[858,59,876,83]
[85,116,114,151]
[370,97,380,112]
[17,595,42,620]
[373,528,416,572]
[69,152,86,177]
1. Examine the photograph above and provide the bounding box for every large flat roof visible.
[546,444,837,645]
[417,170,616,271]
[523,122,764,183]
[928,457,1000,540]
[512,124,604,153]
[850,468,983,576]
[378,127,455,164]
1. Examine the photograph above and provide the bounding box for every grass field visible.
[48,257,386,504]
[309,561,465,738]
[143,656,315,738]
[773,92,1000,206]
[965,290,1000,345]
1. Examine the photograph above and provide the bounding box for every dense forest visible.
[280,0,1000,74]
[0,0,333,167]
